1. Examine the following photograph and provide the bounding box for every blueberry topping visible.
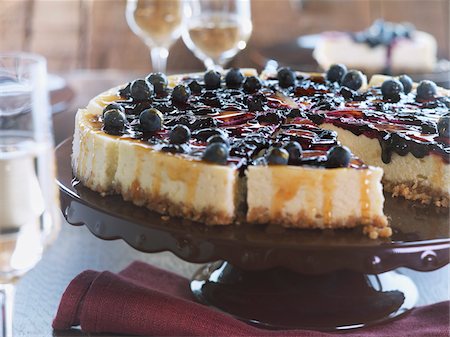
[192,128,226,142]
[284,141,302,162]
[266,147,289,165]
[416,80,437,101]
[202,142,229,165]
[172,84,191,103]
[139,108,163,132]
[339,86,356,100]
[341,70,364,91]
[326,64,347,83]
[161,144,188,154]
[256,111,283,124]
[130,79,154,101]
[146,72,168,95]
[188,80,202,94]
[118,82,132,99]
[225,68,244,88]
[381,79,404,102]
[277,67,296,88]
[398,74,413,94]
[169,124,191,144]
[103,109,127,134]
[204,70,221,90]
[287,108,306,119]
[247,93,266,112]
[103,102,125,116]
[207,134,229,147]
[325,146,352,168]
[437,113,450,138]
[351,20,414,48]
[243,76,262,93]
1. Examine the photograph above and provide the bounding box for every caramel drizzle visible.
[360,170,371,220]
[271,168,316,219]
[322,170,335,225]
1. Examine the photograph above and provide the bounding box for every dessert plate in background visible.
[48,74,75,114]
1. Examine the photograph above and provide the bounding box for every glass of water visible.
[0,53,60,337]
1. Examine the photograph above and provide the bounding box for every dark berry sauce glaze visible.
[95,68,449,172]
[275,72,450,164]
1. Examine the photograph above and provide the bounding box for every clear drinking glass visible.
[0,53,60,337]
[126,0,184,73]
[182,0,253,70]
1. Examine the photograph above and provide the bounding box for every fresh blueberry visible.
[277,67,296,88]
[130,79,154,101]
[169,124,191,144]
[287,108,306,119]
[139,108,163,132]
[188,80,202,94]
[172,84,191,103]
[437,113,450,138]
[284,141,302,162]
[204,70,221,90]
[325,145,352,168]
[339,86,356,100]
[398,74,413,94]
[326,64,347,83]
[266,147,289,165]
[103,109,127,134]
[341,70,365,91]
[207,134,229,147]
[225,68,244,88]
[103,102,125,116]
[118,82,132,98]
[247,93,266,112]
[146,72,168,95]
[416,80,437,101]
[243,76,262,94]
[381,79,404,102]
[202,142,229,165]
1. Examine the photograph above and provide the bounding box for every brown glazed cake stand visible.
[56,138,450,331]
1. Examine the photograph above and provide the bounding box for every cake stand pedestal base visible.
[191,261,418,331]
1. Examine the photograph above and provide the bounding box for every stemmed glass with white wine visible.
[126,0,184,73]
[0,53,60,337]
[182,0,253,70]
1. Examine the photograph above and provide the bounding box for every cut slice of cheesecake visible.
[246,165,388,238]
[313,20,437,74]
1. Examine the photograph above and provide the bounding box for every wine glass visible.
[0,53,60,337]
[182,0,253,70]
[126,0,184,73]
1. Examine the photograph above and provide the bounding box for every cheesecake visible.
[313,20,437,74]
[72,67,449,239]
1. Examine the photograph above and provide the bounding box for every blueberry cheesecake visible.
[314,20,437,74]
[72,66,448,238]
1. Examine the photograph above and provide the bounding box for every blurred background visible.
[1,0,449,73]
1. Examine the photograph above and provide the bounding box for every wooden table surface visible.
[13,70,450,337]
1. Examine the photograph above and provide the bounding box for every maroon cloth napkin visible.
[53,261,450,336]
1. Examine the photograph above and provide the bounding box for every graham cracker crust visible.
[247,207,391,239]
[384,181,449,208]
[119,183,234,226]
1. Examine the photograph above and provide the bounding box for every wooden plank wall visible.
[0,0,448,73]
